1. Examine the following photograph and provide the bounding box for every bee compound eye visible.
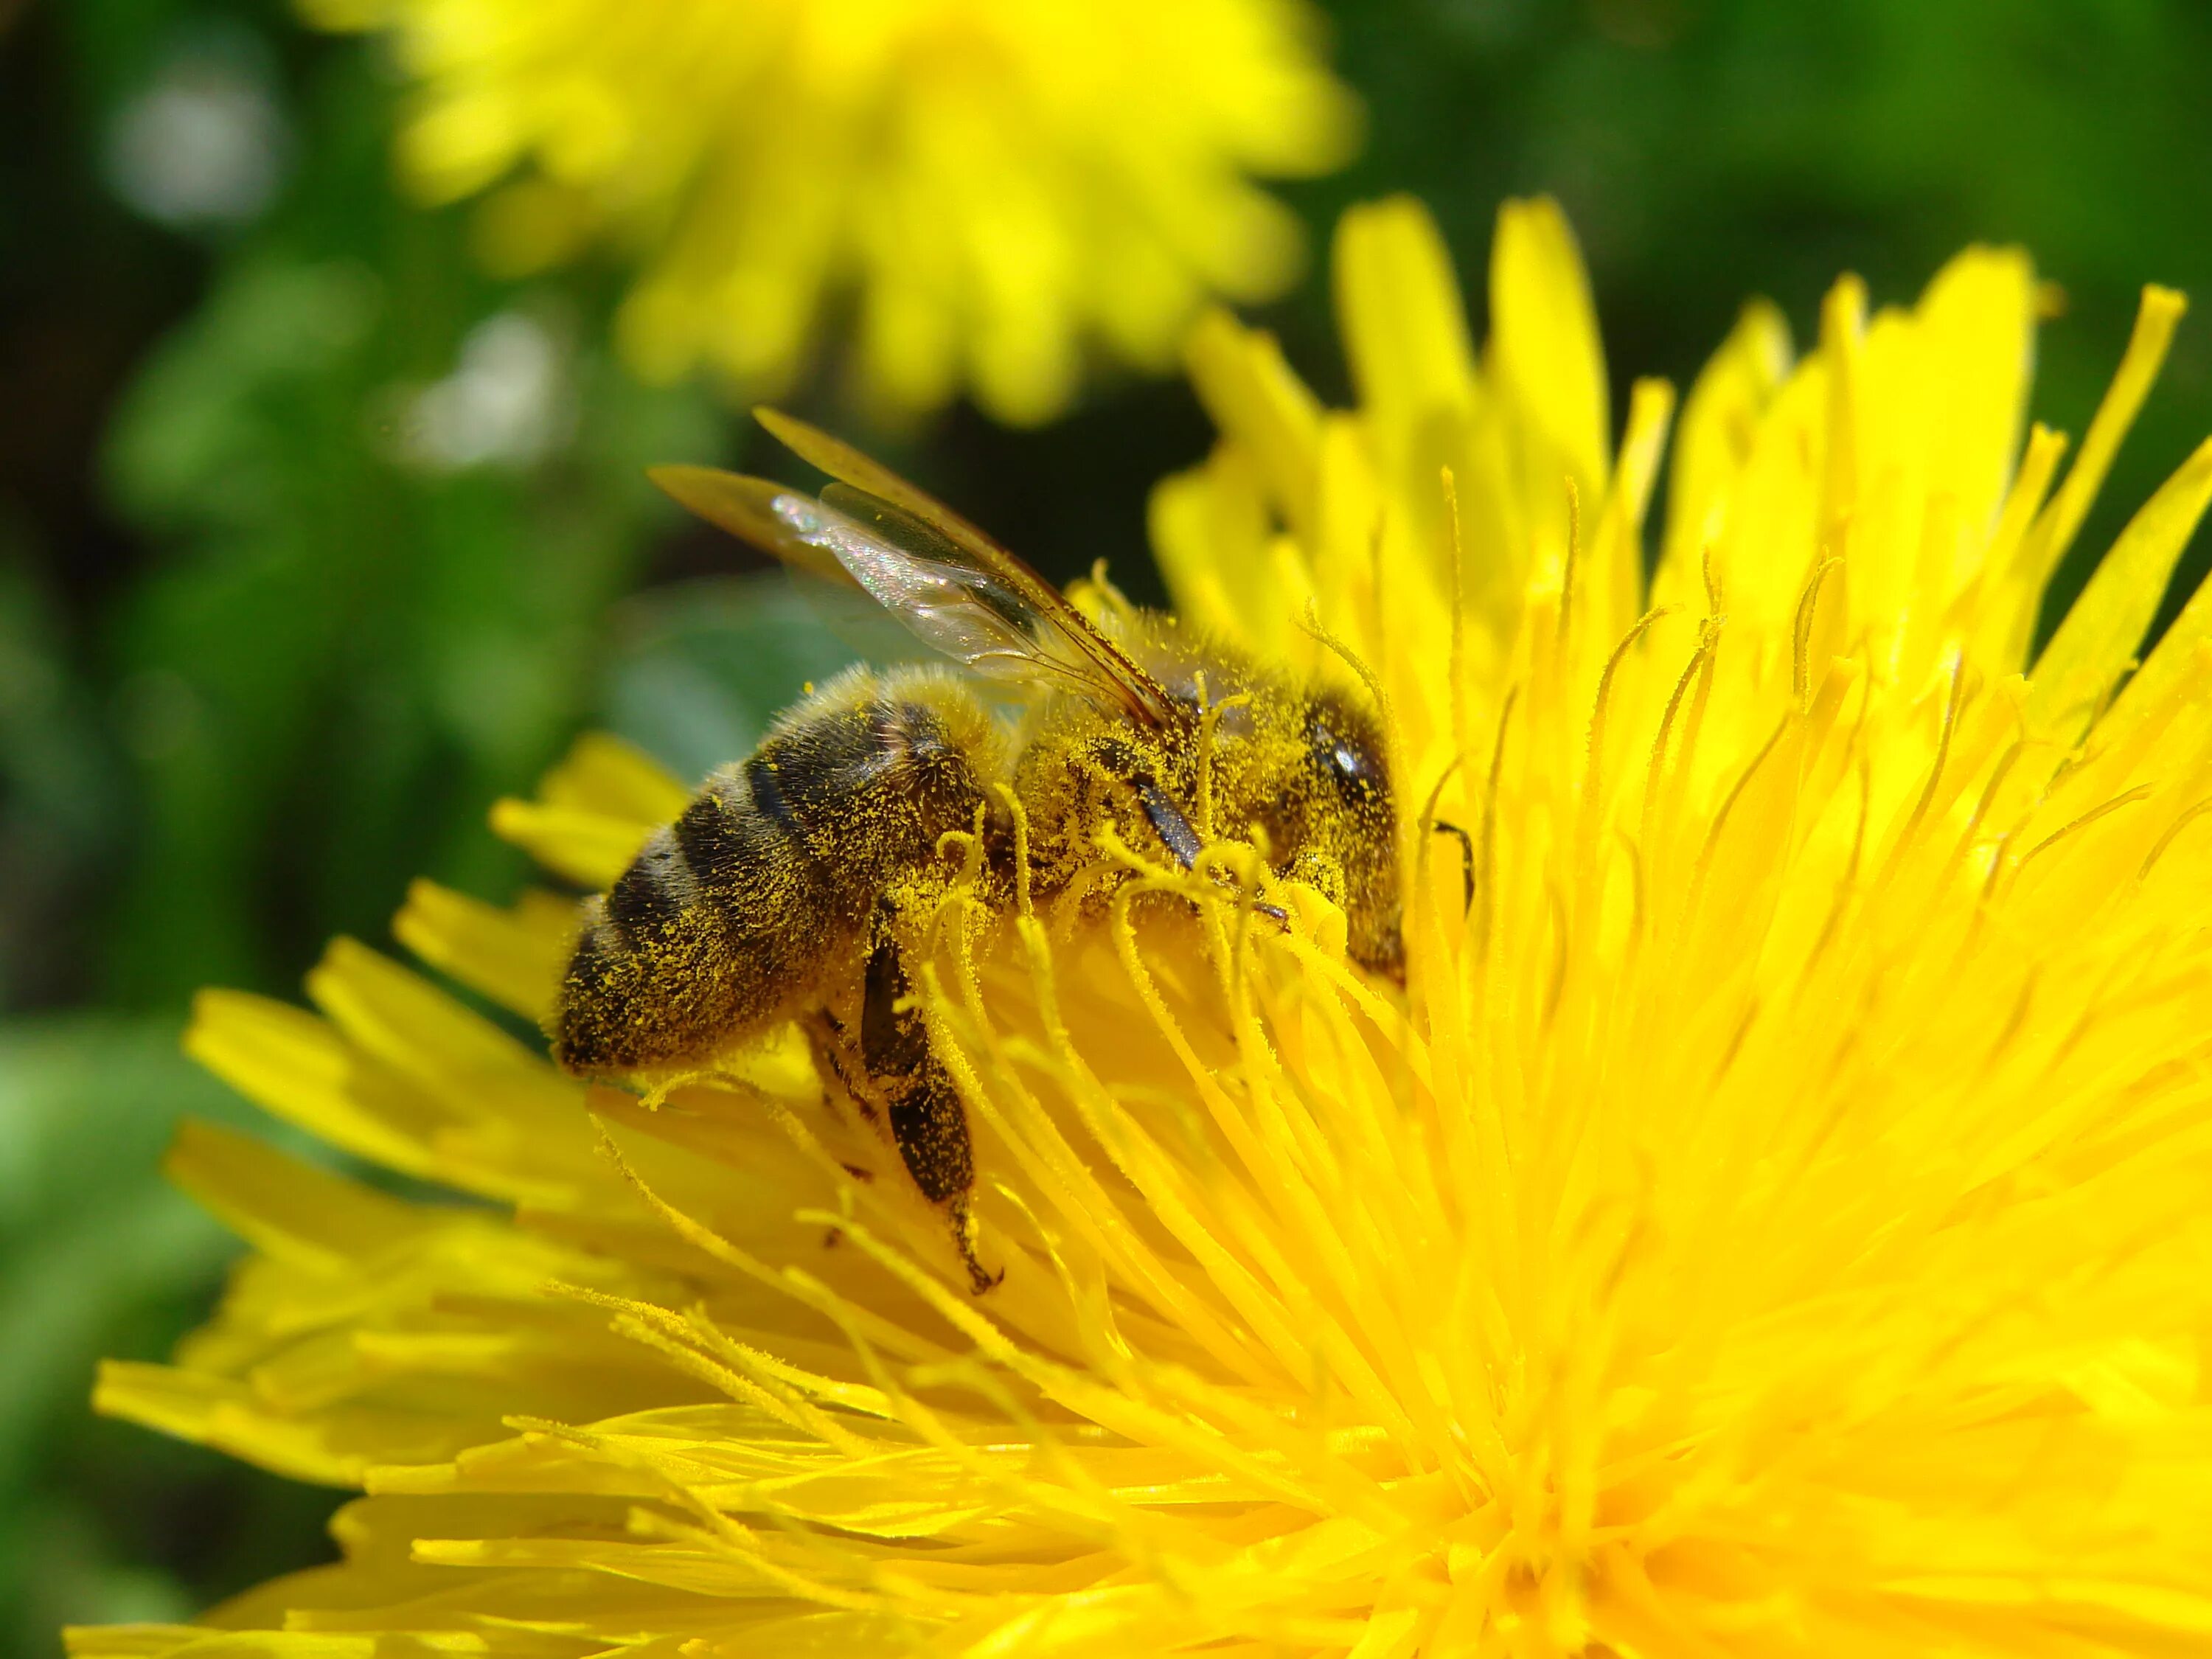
[1311,718,1381,802]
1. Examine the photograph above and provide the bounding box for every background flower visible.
[302,0,1360,425]
[71,198,2212,1656]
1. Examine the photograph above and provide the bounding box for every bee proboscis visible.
[554,410,1402,1290]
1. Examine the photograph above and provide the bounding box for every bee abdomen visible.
[748,695,980,860]
[743,754,806,844]
[602,826,703,941]
[670,782,760,893]
[553,678,992,1078]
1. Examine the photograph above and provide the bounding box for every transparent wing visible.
[754,408,1175,726]
[649,420,1176,727]
[646,465,858,592]
[779,488,1117,699]
[644,464,940,670]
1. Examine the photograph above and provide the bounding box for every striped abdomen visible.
[553,672,990,1074]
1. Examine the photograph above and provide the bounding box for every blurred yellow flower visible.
[78,199,2212,1656]
[307,0,1359,425]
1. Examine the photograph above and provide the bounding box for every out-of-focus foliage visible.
[1,0,2208,1655]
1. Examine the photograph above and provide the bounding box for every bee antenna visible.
[1429,820,1477,917]
[1413,754,1474,917]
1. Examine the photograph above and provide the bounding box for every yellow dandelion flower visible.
[307,0,1359,425]
[80,198,2212,1656]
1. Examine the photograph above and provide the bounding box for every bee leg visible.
[1128,752,1291,927]
[1430,818,1476,916]
[1135,779,1201,869]
[1090,737,1200,870]
[805,1009,879,1124]
[947,1193,998,1296]
[861,924,1000,1293]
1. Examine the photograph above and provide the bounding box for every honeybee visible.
[554,410,1401,1290]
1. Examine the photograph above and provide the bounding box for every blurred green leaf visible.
[103,258,379,534]
[599,576,863,785]
[0,535,124,1011]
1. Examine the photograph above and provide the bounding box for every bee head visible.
[1127,625,1402,981]
[1295,686,1402,981]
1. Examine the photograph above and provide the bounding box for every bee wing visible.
[645,464,860,593]
[754,408,1176,727]
[648,462,1158,709]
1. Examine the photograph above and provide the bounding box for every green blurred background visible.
[2,0,2209,1649]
